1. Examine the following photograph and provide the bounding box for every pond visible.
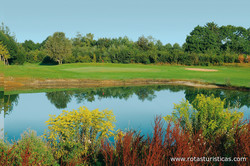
[0,85,249,141]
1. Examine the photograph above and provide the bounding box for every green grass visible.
[3,87,80,95]
[1,63,250,87]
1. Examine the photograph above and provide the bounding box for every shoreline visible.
[3,77,250,92]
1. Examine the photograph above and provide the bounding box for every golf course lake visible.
[1,85,249,141]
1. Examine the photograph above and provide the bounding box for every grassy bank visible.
[1,63,250,87]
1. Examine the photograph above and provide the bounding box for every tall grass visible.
[100,117,249,166]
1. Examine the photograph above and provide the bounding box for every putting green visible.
[62,67,161,73]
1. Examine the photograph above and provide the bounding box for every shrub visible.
[233,121,250,165]
[101,116,211,166]
[0,140,16,166]
[15,130,56,165]
[76,55,91,63]
[238,54,245,63]
[246,55,250,63]
[0,130,56,166]
[224,53,237,63]
[40,56,57,65]
[44,106,116,164]
[163,94,244,147]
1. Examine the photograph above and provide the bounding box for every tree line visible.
[0,22,249,66]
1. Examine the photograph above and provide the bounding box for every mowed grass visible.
[1,63,250,87]
[63,67,161,73]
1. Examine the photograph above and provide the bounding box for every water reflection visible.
[0,91,4,139]
[43,86,249,109]
[1,86,249,140]
[46,91,72,109]
[2,86,250,112]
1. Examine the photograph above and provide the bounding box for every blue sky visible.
[1,0,249,45]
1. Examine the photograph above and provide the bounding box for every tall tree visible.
[0,29,19,64]
[185,22,221,53]
[220,25,250,54]
[45,32,72,65]
[0,42,10,65]
[22,40,40,52]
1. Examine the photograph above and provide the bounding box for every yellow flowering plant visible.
[164,94,244,149]
[44,106,116,162]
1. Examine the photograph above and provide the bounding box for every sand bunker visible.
[185,68,218,72]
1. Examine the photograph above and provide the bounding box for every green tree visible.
[22,40,40,52]
[164,43,172,51]
[0,42,10,65]
[185,22,221,54]
[45,32,72,65]
[0,28,20,64]
[137,35,150,51]
[220,25,250,54]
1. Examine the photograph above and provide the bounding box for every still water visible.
[0,85,249,141]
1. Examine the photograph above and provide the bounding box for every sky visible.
[1,0,250,45]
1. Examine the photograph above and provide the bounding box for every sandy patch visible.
[185,68,218,72]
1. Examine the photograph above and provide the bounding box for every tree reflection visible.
[0,91,3,111]
[45,86,250,109]
[184,88,250,108]
[0,93,19,117]
[1,86,249,113]
[46,91,73,109]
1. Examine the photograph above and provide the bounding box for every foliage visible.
[0,41,10,65]
[0,102,249,165]
[164,94,244,148]
[238,54,245,63]
[0,21,249,66]
[0,25,20,65]
[0,130,56,166]
[14,130,56,165]
[45,32,72,65]
[22,40,40,52]
[246,55,250,63]
[44,106,116,164]
[232,121,250,165]
[102,116,249,166]
[185,22,221,54]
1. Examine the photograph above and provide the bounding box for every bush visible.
[76,55,91,63]
[44,106,116,164]
[12,50,26,65]
[164,94,244,147]
[14,130,56,165]
[40,56,57,65]
[101,117,211,165]
[0,130,56,166]
[246,55,250,63]
[1,101,249,165]
[238,54,245,63]
[224,53,237,63]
